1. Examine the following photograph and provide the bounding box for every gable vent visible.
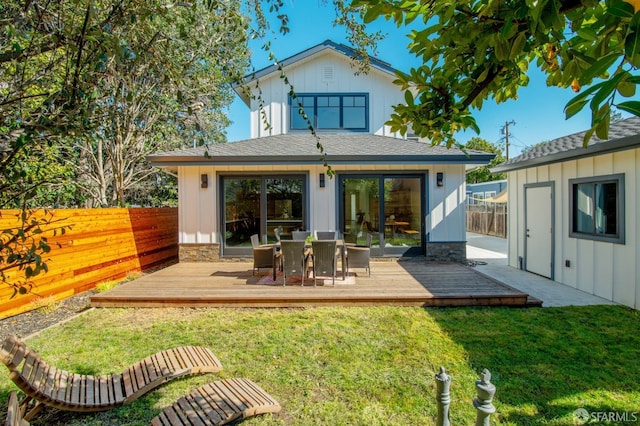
[322,66,334,82]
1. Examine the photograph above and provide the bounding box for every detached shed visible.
[492,116,640,309]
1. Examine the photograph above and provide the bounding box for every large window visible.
[290,93,368,132]
[222,175,306,256]
[569,174,625,244]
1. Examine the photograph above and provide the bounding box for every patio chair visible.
[279,240,309,286]
[251,234,276,278]
[347,232,372,277]
[315,230,337,240]
[310,240,340,286]
[150,378,281,426]
[291,230,310,241]
[0,335,223,421]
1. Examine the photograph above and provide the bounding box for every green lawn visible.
[1,305,638,425]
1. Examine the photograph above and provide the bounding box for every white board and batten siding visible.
[248,51,404,139]
[428,164,467,243]
[507,148,640,309]
[177,163,467,247]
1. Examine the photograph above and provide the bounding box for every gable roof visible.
[492,116,640,173]
[148,134,494,167]
[234,40,399,106]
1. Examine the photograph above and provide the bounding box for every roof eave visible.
[149,153,495,167]
[491,134,640,173]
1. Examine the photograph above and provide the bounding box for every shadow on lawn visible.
[428,305,640,425]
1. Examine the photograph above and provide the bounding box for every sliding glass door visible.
[340,174,424,256]
[222,175,306,256]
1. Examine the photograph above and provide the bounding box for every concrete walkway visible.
[465,232,615,307]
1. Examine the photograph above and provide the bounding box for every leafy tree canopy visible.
[464,137,507,183]
[340,0,640,146]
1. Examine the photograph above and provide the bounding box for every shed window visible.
[569,174,625,244]
[290,93,368,132]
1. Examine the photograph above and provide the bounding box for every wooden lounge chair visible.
[0,335,223,421]
[5,391,28,426]
[151,378,281,426]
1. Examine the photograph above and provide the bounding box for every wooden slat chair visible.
[0,335,223,421]
[151,378,281,426]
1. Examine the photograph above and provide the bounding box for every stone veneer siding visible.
[426,241,466,262]
[179,244,220,262]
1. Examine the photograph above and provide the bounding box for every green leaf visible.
[590,74,625,112]
[580,52,619,82]
[595,110,610,140]
[617,101,640,116]
[617,80,636,97]
[565,82,603,112]
[509,32,526,60]
[625,31,640,59]
[606,1,635,18]
[583,127,596,146]
[404,90,414,106]
[494,37,510,61]
[565,98,589,119]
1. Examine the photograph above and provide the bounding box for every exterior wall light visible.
[319,173,326,188]
[201,174,208,188]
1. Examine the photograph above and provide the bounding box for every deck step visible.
[525,296,544,307]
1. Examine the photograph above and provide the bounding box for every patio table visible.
[268,240,351,280]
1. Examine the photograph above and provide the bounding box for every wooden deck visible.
[90,260,541,308]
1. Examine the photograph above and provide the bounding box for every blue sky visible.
[224,2,626,158]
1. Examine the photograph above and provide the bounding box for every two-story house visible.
[148,40,494,261]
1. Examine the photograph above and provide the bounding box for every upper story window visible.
[290,93,368,132]
[569,174,625,244]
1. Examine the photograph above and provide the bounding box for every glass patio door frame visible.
[338,173,426,257]
[220,173,308,257]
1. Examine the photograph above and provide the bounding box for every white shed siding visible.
[507,147,640,309]
[248,52,404,138]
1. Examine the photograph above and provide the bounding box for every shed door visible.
[525,185,553,278]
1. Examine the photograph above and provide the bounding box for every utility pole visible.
[501,120,515,160]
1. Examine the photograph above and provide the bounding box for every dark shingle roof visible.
[148,133,494,167]
[492,116,640,173]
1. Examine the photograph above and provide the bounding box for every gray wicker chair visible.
[251,234,276,278]
[279,240,309,286]
[291,230,310,241]
[310,240,340,286]
[315,230,336,240]
[346,232,371,276]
